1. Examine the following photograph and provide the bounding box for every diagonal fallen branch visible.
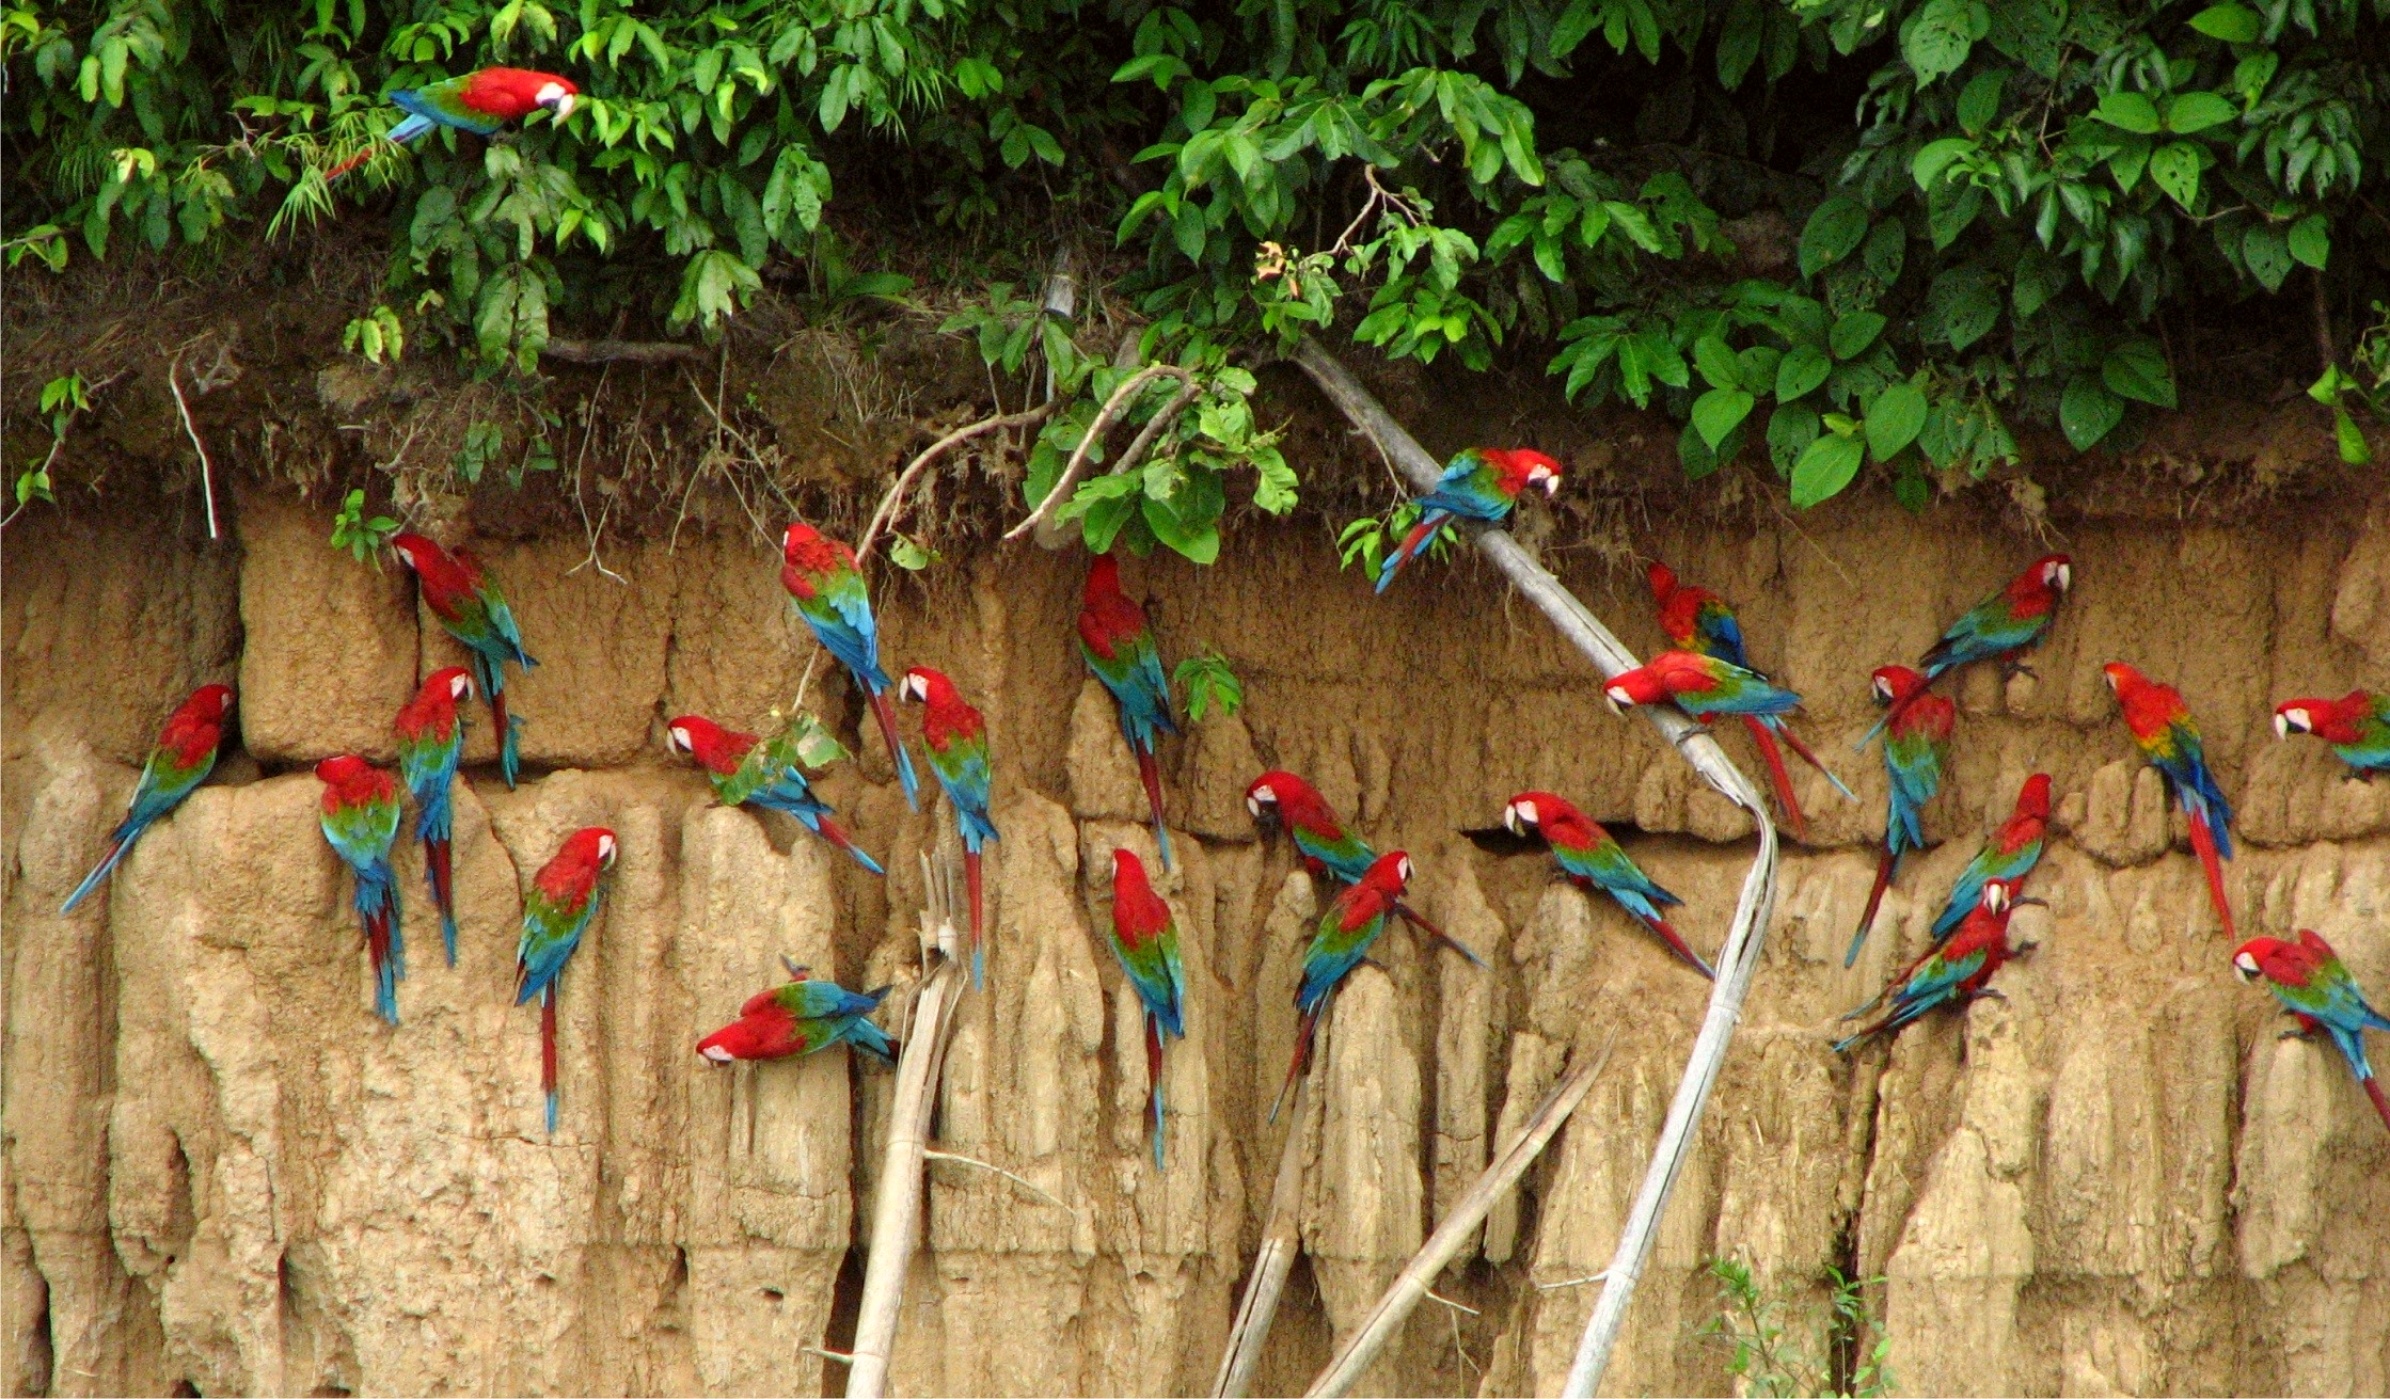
[1289,336,1781,1399]
[1211,1014,1326,1399]
[843,852,970,1399]
[1304,1029,1618,1398]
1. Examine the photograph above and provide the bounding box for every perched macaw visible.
[1847,666,1956,967]
[696,962,897,1066]
[2275,691,2390,777]
[391,533,537,788]
[1501,791,1713,979]
[780,522,919,810]
[2235,930,2390,1135]
[328,68,579,181]
[1647,561,1856,841]
[1929,772,2051,940]
[1835,879,2030,1052]
[664,714,884,875]
[1375,448,1562,593]
[60,683,235,914]
[1272,850,1410,1122]
[1919,553,2073,683]
[2106,662,2236,939]
[316,754,406,1025]
[396,667,472,965]
[1244,769,1485,968]
[1107,849,1188,1168]
[517,827,617,1133]
[1604,654,1857,827]
[1078,552,1178,865]
[897,667,999,985]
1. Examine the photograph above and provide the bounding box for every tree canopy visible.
[7,0,2386,555]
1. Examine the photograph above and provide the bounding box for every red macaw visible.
[1847,666,1956,967]
[2274,691,2390,777]
[1107,849,1188,1168]
[2105,662,2236,939]
[1646,561,1854,841]
[1920,553,2073,683]
[316,754,406,1024]
[1500,791,1712,978]
[1244,769,1485,967]
[1271,850,1409,1122]
[396,667,472,965]
[1836,879,2033,1052]
[61,683,235,914]
[1375,448,1562,592]
[329,68,579,181]
[781,522,920,809]
[2235,930,2390,1135]
[664,714,884,874]
[899,667,999,986]
[517,827,617,1133]
[697,960,897,1066]
[391,533,537,788]
[1078,552,1178,865]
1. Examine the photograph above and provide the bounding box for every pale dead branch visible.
[854,404,1054,563]
[1211,1020,1325,1398]
[1002,362,1195,542]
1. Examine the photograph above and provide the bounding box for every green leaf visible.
[1894,470,1932,513]
[1143,494,1220,563]
[2060,376,2125,450]
[1863,219,1907,283]
[1693,387,1757,449]
[2102,337,2177,408]
[2094,91,2162,134]
[1830,311,1887,360]
[2288,214,2330,270]
[2188,3,2262,41]
[1901,0,1986,85]
[1866,383,1930,460]
[1766,403,1821,477]
[2011,247,2065,318]
[1922,267,2001,351]
[2335,407,2371,464]
[1694,334,1742,390]
[1776,345,1832,402]
[2242,224,2292,291]
[2164,91,2237,134]
[1956,69,2006,135]
[1798,197,1870,278]
[2148,141,2201,209]
[1790,433,1865,507]
[1912,137,1976,190]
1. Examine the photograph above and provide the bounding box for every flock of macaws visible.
[52,399,2390,1155]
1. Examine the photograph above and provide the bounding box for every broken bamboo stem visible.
[843,853,970,1399]
[1288,336,1781,1399]
[1211,1023,1323,1398]
[1304,1030,1618,1398]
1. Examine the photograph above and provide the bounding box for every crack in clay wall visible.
[4,486,2389,1397]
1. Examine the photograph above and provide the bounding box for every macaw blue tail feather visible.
[60,819,147,914]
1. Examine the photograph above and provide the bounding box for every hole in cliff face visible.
[164,1136,198,1263]
[171,1378,200,1397]
[817,1248,867,1397]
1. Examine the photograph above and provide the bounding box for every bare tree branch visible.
[855,404,1054,563]
[544,337,708,365]
[1002,363,1195,542]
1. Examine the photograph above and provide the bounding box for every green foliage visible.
[1173,651,1243,720]
[329,486,401,561]
[10,0,2387,526]
[344,303,407,362]
[1700,1258,1893,1399]
[1337,498,1450,578]
[2307,300,2390,462]
[8,372,93,525]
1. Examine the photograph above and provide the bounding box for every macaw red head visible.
[1977,878,2016,916]
[2016,772,2053,819]
[530,73,577,119]
[1490,448,1564,499]
[2232,934,2332,987]
[428,666,475,705]
[1084,551,1124,606]
[188,683,236,720]
[313,753,393,809]
[663,714,753,772]
[1500,791,1557,839]
[1356,849,1413,898]
[1602,665,1671,714]
[2100,661,2147,698]
[1871,666,1929,707]
[696,994,797,1064]
[2028,553,2072,598]
[314,753,371,787]
[1245,769,1327,832]
[2274,692,2368,742]
[1645,561,1680,606]
[898,666,957,708]
[389,532,444,575]
[558,826,619,872]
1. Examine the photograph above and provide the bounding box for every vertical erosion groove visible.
[1286,337,1783,1398]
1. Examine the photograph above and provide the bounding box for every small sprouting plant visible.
[1337,499,1447,579]
[1698,1257,1892,1399]
[330,488,400,564]
[6,372,91,527]
[1174,652,1243,722]
[887,535,939,571]
[2309,300,2390,465]
[342,304,406,364]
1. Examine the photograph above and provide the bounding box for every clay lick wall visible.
[5,485,2390,1398]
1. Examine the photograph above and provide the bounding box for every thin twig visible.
[922,1149,1077,1215]
[1302,1032,1617,1398]
[1001,363,1194,541]
[804,1346,857,1367]
[1286,337,1780,1399]
[855,404,1054,563]
[167,353,221,540]
[1534,1271,1612,1291]
[542,336,707,365]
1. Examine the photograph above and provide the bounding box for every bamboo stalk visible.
[1288,338,1782,1399]
[1211,1024,1324,1398]
[1304,1031,1618,1399]
[844,853,970,1399]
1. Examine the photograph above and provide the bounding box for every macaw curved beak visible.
[2054,562,2071,593]
[1538,472,1560,497]
[1602,686,1629,715]
[2275,710,2308,738]
[699,1043,734,1064]
[2232,954,2261,983]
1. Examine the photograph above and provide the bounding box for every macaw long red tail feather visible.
[2363,1075,2390,1136]
[867,691,920,810]
[1396,901,1487,970]
[1269,1009,1321,1125]
[541,986,560,1135]
[1744,716,1811,843]
[1643,913,1717,981]
[1146,1013,1167,1169]
[60,832,134,914]
[965,848,985,989]
[1846,845,1900,969]
[2187,809,2236,940]
[1772,720,1858,802]
[325,144,380,183]
[1375,515,1443,592]
[813,816,886,877]
[368,904,400,1025]
[427,836,457,967]
[1136,744,1174,868]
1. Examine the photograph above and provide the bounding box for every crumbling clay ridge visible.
[5,489,2389,1396]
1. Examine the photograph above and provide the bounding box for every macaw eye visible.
[1397,855,1413,882]
[1871,676,1893,703]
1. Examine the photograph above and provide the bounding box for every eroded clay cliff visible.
[5,485,2389,1397]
